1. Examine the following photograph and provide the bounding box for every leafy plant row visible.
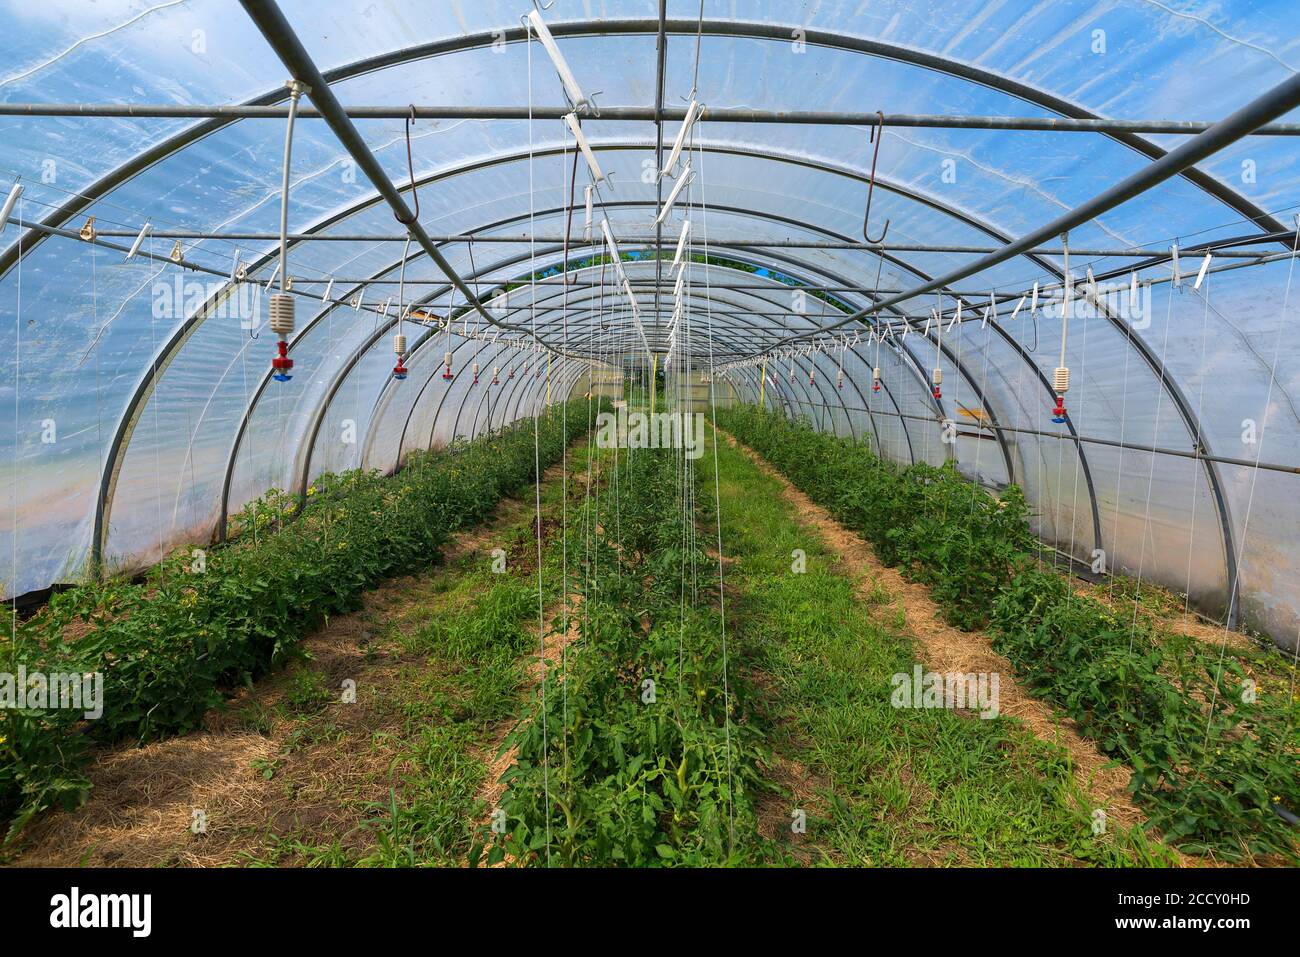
[715,405,1298,861]
[485,443,765,866]
[1,398,604,841]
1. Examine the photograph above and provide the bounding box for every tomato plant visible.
[1,399,606,841]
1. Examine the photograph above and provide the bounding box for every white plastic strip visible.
[124,222,151,261]
[654,166,693,226]
[660,99,700,178]
[1193,252,1213,290]
[527,9,588,112]
[564,112,605,182]
[0,182,22,236]
[672,218,691,272]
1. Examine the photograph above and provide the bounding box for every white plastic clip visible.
[0,182,22,237]
[125,222,151,261]
[1193,252,1212,290]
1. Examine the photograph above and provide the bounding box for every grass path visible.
[706,427,1175,867]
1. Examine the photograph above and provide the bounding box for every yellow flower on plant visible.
[307,486,317,496]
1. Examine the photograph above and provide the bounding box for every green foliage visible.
[716,404,1032,629]
[992,567,1300,860]
[719,404,1299,861]
[485,446,765,867]
[1,399,604,842]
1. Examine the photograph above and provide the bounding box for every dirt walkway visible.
[718,429,1151,835]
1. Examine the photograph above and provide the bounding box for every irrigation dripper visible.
[271,337,293,382]
[442,351,454,380]
[392,333,408,380]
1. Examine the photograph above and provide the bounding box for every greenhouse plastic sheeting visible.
[2,1,1298,652]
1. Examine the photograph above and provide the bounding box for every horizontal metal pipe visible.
[6,102,1300,135]
[27,221,1278,258]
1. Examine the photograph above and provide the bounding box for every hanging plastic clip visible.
[125,222,151,262]
[1193,252,1213,290]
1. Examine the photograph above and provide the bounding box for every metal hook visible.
[532,0,557,10]
[863,111,891,246]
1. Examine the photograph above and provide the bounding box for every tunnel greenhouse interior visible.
[0,0,1298,890]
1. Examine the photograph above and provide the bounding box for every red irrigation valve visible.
[1051,394,1068,424]
[442,350,453,380]
[873,380,881,393]
[271,339,294,382]
[931,367,942,400]
[393,358,408,380]
[492,366,500,385]
[837,370,844,389]
[508,367,515,380]
[472,361,480,385]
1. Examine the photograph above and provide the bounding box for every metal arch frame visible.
[381,266,859,470]
[85,130,1230,567]
[381,253,921,466]
[384,336,525,467]
[93,130,1131,540]
[352,228,1083,554]
[378,273,873,477]
[214,209,1028,556]
[420,267,907,447]
[346,224,929,465]
[4,14,1289,283]
[517,270,983,464]
[407,231,1025,480]
[493,279,910,449]
[148,139,1081,569]
[112,140,1191,589]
